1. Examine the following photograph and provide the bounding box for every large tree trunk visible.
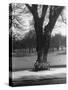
[33,19,51,71]
[33,17,57,71]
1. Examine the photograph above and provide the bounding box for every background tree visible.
[50,34,66,50]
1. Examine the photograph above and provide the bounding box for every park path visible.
[12,67,66,81]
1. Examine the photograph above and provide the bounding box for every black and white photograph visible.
[9,3,66,87]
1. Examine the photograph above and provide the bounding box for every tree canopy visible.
[9,3,66,40]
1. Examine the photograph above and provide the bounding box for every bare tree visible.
[26,4,64,71]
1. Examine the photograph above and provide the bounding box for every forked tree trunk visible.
[26,5,64,71]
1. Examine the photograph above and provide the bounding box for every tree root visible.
[33,61,50,71]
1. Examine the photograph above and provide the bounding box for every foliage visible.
[12,32,66,51]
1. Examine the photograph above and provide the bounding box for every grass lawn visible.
[12,50,66,71]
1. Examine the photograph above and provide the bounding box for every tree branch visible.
[32,4,38,18]
[26,4,33,13]
[32,4,37,10]
[49,6,64,20]
[60,11,66,24]
[41,5,48,21]
[26,4,38,18]
[44,6,64,33]
[48,6,64,28]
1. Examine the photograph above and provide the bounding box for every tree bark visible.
[33,19,50,71]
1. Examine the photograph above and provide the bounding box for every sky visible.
[52,20,66,36]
